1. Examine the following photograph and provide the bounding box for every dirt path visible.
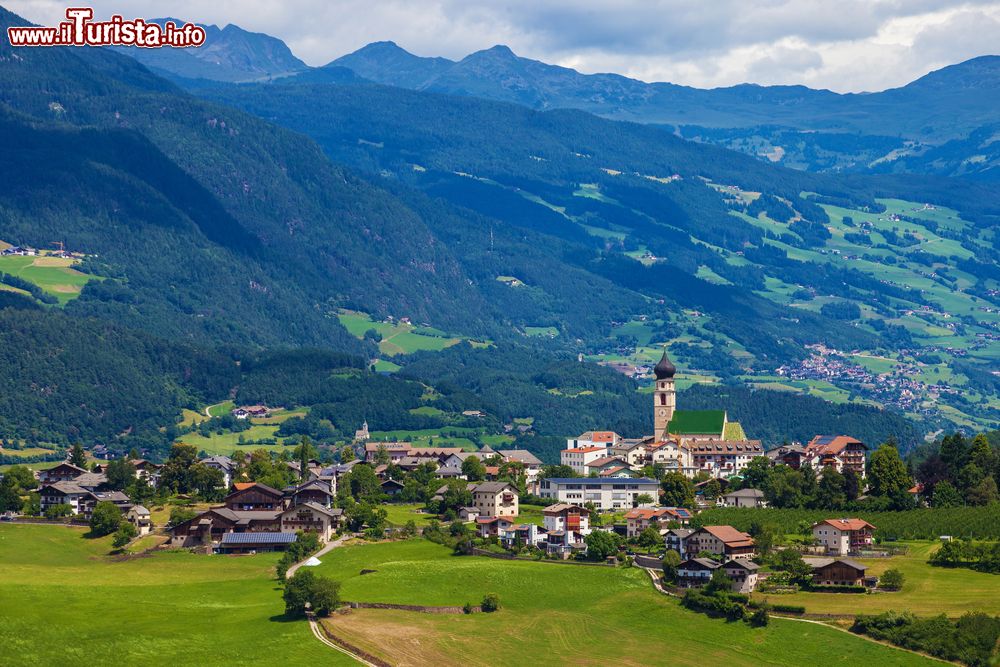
[308,614,379,666]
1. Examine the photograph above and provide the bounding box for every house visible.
[38,482,97,517]
[476,515,516,538]
[232,405,270,420]
[94,490,132,511]
[364,441,414,462]
[624,507,693,538]
[458,506,480,522]
[664,528,693,555]
[684,526,756,560]
[767,443,807,469]
[812,518,876,556]
[38,462,88,484]
[131,460,163,488]
[469,481,519,518]
[538,478,659,511]
[677,558,721,587]
[560,446,612,475]
[609,439,648,467]
[223,483,284,511]
[806,558,868,586]
[599,466,639,479]
[542,503,591,535]
[217,531,297,554]
[804,436,868,478]
[201,456,235,488]
[494,449,543,492]
[585,456,631,476]
[721,488,767,508]
[380,479,405,497]
[126,505,152,536]
[280,502,343,542]
[724,559,760,593]
[499,522,544,549]
[435,465,466,479]
[287,479,335,508]
[169,508,281,547]
[686,440,765,478]
[566,431,621,450]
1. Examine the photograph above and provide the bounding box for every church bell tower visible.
[653,348,677,437]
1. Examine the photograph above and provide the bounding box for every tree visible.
[585,530,622,561]
[635,493,655,506]
[0,484,22,513]
[660,473,695,508]
[637,526,662,549]
[750,607,770,627]
[967,476,999,506]
[705,568,731,594]
[89,501,122,537]
[662,549,682,584]
[868,443,911,497]
[938,433,970,478]
[1,465,35,493]
[340,445,356,463]
[105,458,137,491]
[461,455,486,482]
[932,480,963,508]
[481,592,501,613]
[68,443,86,468]
[112,522,137,549]
[741,456,772,491]
[816,467,846,510]
[283,570,341,617]
[773,549,813,586]
[374,444,390,466]
[342,464,382,503]
[189,463,225,501]
[702,479,722,501]
[541,464,576,479]
[44,503,72,519]
[879,568,905,591]
[843,467,861,502]
[167,506,197,528]
[295,437,318,481]
[969,434,995,474]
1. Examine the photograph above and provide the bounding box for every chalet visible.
[560,446,611,475]
[469,481,519,518]
[217,531,296,554]
[287,479,335,508]
[38,482,97,517]
[38,462,88,484]
[804,435,867,478]
[542,503,591,536]
[201,456,235,488]
[677,558,721,587]
[232,405,270,420]
[169,508,281,547]
[684,525,756,560]
[223,483,284,511]
[664,528,693,555]
[812,518,876,556]
[624,507,693,538]
[538,478,660,512]
[721,488,767,508]
[724,559,760,593]
[380,479,405,497]
[807,558,868,587]
[126,505,152,536]
[279,502,343,542]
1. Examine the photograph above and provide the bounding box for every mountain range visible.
[1,5,998,454]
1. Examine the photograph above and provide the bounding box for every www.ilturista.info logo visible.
[7,7,206,48]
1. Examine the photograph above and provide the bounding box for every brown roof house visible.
[684,525,756,560]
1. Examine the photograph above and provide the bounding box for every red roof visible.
[590,431,618,443]
[560,446,608,454]
[816,518,875,532]
[233,482,254,491]
[806,435,865,456]
[699,525,755,546]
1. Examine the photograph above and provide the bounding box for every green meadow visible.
[315,539,937,666]
[0,524,351,667]
[337,309,487,357]
[0,255,96,305]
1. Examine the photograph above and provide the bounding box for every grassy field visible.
[383,503,440,527]
[337,309,487,357]
[0,524,352,667]
[177,424,293,456]
[0,255,96,305]
[315,540,937,666]
[757,541,1000,618]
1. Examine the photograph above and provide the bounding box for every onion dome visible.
[654,348,676,379]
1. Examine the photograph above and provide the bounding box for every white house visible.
[538,478,659,511]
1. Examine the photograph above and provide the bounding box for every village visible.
[7,352,910,598]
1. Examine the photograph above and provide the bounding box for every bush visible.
[750,607,770,627]
[770,604,806,614]
[808,584,867,593]
[463,602,473,614]
[852,611,1000,666]
[44,503,72,519]
[481,592,501,613]
[879,568,905,591]
[283,570,341,618]
[112,522,137,549]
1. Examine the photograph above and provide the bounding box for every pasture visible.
[315,539,936,666]
[337,309,485,356]
[0,255,95,304]
[0,524,351,667]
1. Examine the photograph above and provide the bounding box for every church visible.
[564,348,763,479]
[647,348,763,478]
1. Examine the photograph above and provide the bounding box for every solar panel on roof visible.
[220,532,298,545]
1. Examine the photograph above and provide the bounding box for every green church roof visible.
[667,410,726,435]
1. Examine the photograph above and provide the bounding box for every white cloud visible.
[5,0,1000,91]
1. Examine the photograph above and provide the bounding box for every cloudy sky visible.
[8,0,1000,91]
